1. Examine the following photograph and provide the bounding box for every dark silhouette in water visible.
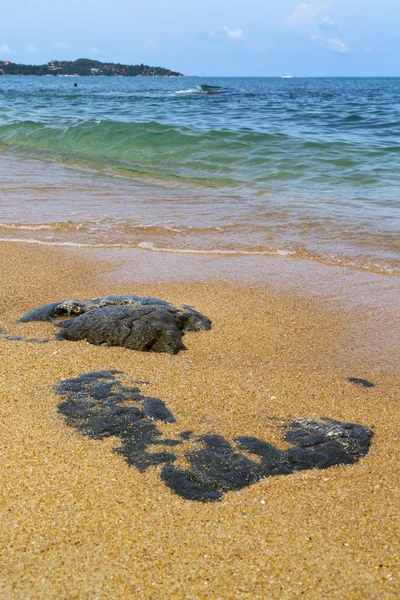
[56,371,373,502]
[200,84,226,95]
[74,83,78,87]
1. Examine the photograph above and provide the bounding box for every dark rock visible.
[20,295,211,354]
[4,336,50,344]
[184,435,262,492]
[20,300,87,322]
[284,418,372,470]
[347,377,375,388]
[160,466,223,502]
[179,430,194,440]
[0,328,50,344]
[167,419,372,501]
[142,398,176,423]
[236,437,293,476]
[56,371,373,503]
[56,371,180,472]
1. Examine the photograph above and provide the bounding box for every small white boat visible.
[281,75,293,79]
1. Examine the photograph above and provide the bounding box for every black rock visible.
[160,466,223,502]
[283,418,372,470]
[20,300,87,322]
[0,328,50,344]
[20,295,211,354]
[142,398,176,423]
[55,371,373,503]
[166,418,372,501]
[184,435,262,492]
[56,371,180,472]
[347,377,375,388]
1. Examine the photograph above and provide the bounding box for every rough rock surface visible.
[20,295,211,354]
[56,371,373,502]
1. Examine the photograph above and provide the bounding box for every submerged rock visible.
[56,371,373,502]
[20,295,211,354]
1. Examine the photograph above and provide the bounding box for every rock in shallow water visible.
[20,295,211,354]
[56,371,373,502]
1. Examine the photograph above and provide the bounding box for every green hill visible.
[0,58,184,77]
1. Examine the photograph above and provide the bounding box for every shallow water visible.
[0,76,399,273]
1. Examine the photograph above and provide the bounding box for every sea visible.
[0,76,399,274]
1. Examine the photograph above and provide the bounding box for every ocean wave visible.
[0,117,394,189]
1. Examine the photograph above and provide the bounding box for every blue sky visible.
[1,0,399,76]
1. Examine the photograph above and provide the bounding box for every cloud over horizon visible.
[311,35,348,53]
[223,27,244,40]
[286,1,328,25]
[0,44,11,55]
[286,1,348,55]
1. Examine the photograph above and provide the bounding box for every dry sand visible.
[0,242,399,599]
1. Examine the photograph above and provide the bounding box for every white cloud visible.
[286,1,328,24]
[318,16,339,32]
[224,26,244,40]
[286,2,348,54]
[311,35,348,53]
[0,44,11,54]
[25,44,39,53]
[143,39,157,51]
[91,47,100,54]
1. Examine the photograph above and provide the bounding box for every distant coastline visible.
[0,58,184,77]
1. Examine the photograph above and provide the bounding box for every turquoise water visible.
[0,76,399,272]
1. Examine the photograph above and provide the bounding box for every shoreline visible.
[72,244,400,374]
[0,241,399,598]
[1,237,399,277]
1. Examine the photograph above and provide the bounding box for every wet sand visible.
[0,242,399,599]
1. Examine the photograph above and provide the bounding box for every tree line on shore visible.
[0,58,183,77]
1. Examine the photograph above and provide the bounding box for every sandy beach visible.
[0,241,399,599]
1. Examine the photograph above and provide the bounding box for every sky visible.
[1,0,400,76]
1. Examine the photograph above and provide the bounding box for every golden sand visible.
[0,242,399,599]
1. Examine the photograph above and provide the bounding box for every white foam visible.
[0,237,126,248]
[175,88,205,95]
[0,237,297,256]
[1,237,396,274]
[0,223,56,231]
[137,241,296,256]
[0,222,84,231]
